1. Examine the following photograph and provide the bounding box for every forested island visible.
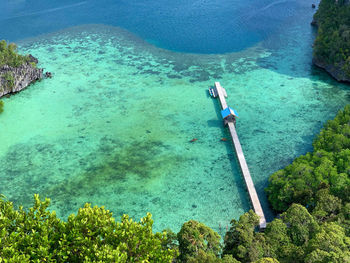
[0,40,43,100]
[312,0,350,82]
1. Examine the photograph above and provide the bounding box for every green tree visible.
[221,255,241,263]
[313,0,350,77]
[253,258,280,263]
[177,220,221,262]
[281,204,319,247]
[223,210,266,262]
[0,194,178,262]
[312,189,342,222]
[264,219,298,261]
[0,194,63,262]
[305,223,350,263]
[0,40,29,67]
[266,105,350,211]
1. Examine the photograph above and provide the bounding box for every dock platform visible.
[213,82,266,229]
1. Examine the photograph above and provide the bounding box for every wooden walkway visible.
[214,82,266,229]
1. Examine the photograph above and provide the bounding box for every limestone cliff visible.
[0,55,43,98]
[312,57,350,83]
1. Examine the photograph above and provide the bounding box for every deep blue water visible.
[0,0,314,53]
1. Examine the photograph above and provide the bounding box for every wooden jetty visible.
[212,82,267,229]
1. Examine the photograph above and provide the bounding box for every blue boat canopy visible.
[221,107,239,119]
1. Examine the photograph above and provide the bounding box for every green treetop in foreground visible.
[1,195,349,262]
[0,194,178,262]
[0,194,241,262]
[0,100,3,113]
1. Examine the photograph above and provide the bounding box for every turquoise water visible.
[1,3,350,235]
[1,25,253,234]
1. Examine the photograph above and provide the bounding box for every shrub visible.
[0,40,29,67]
[0,194,178,262]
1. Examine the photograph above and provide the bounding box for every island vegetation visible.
[0,40,42,98]
[0,40,31,68]
[1,105,350,262]
[312,0,350,81]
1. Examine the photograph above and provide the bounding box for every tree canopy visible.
[0,40,30,68]
[313,0,350,77]
[0,194,178,262]
[266,105,350,212]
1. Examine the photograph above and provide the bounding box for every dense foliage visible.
[0,40,30,68]
[252,105,350,262]
[177,220,221,262]
[4,195,349,262]
[223,204,350,263]
[266,105,350,211]
[0,194,178,262]
[313,0,350,76]
[0,100,3,113]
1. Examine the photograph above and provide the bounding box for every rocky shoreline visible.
[311,0,350,83]
[311,17,350,83]
[0,55,43,98]
[313,57,350,83]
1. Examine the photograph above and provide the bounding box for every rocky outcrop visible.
[310,18,317,26]
[0,56,43,98]
[313,57,350,83]
[311,0,350,83]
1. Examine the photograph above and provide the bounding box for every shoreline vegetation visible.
[0,40,43,99]
[312,0,350,82]
[1,106,350,262]
[0,40,31,68]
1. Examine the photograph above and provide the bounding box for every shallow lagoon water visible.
[1,1,350,235]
